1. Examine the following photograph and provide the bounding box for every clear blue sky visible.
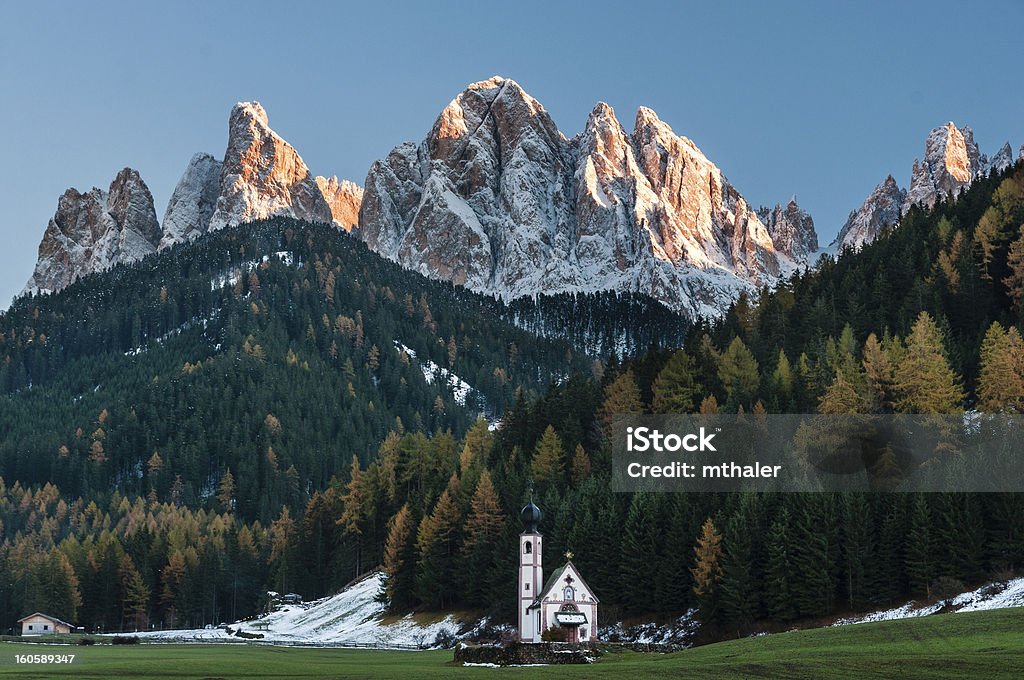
[1,0,1021,308]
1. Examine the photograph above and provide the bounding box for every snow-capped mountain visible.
[24,103,363,296]
[833,123,1017,251]
[359,76,813,319]
[833,176,906,251]
[23,168,161,295]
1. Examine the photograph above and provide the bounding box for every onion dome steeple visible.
[521,501,542,534]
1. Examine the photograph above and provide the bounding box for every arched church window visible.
[524,542,532,554]
[563,586,575,601]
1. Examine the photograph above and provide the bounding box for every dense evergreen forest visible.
[1,163,1023,639]
[0,218,684,632]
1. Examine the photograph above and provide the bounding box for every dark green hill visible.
[0,219,685,522]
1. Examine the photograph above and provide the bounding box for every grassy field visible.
[0,607,1021,679]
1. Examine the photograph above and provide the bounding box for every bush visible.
[111,636,140,645]
[432,629,458,649]
[541,625,568,642]
[77,638,95,646]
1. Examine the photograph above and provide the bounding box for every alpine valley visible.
[3,75,1024,650]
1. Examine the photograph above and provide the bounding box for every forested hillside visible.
[2,164,1023,639]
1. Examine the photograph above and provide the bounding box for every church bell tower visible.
[518,500,543,642]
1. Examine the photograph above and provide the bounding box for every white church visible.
[518,501,600,643]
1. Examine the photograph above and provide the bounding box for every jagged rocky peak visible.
[988,142,1014,175]
[628,105,781,280]
[834,122,1013,252]
[163,102,364,246]
[160,152,222,248]
[316,176,363,231]
[360,77,811,319]
[362,76,577,290]
[832,175,906,251]
[23,168,161,295]
[904,122,983,212]
[758,198,818,262]
[208,101,335,231]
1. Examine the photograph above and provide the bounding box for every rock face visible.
[165,102,363,240]
[903,122,983,213]
[160,152,222,248]
[24,102,364,298]
[833,176,906,251]
[759,199,818,262]
[23,168,161,295]
[359,77,812,318]
[207,102,334,231]
[315,176,363,231]
[834,123,1015,251]
[988,142,1014,175]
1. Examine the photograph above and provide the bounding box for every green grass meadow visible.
[1,608,1021,679]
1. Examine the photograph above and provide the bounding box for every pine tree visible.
[415,490,461,609]
[764,507,797,622]
[1004,225,1024,313]
[906,495,935,599]
[699,395,720,414]
[691,517,723,622]
[570,444,592,484]
[841,494,874,609]
[892,312,964,413]
[720,508,757,627]
[530,425,566,484]
[818,369,867,414]
[862,333,895,412]
[461,471,506,607]
[598,370,644,440]
[337,456,369,577]
[652,350,700,413]
[791,495,838,617]
[977,322,1024,412]
[717,337,759,408]
[382,504,417,611]
[121,558,151,631]
[217,469,236,513]
[622,494,661,614]
[771,349,795,408]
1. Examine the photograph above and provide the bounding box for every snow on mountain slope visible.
[136,572,466,648]
[359,76,814,319]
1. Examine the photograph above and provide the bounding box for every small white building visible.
[18,612,74,636]
[517,502,599,643]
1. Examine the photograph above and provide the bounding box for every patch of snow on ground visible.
[210,252,294,290]
[135,572,462,649]
[395,342,474,407]
[834,577,1024,626]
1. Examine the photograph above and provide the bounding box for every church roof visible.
[527,561,600,609]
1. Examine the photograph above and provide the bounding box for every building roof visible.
[17,612,75,628]
[527,561,600,610]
